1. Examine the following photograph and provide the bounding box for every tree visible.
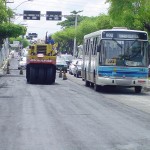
[96,14,113,30]
[0,0,7,23]
[0,0,27,45]
[57,10,89,29]
[53,27,75,54]
[53,14,112,54]
[0,23,27,45]
[9,37,29,48]
[106,0,150,32]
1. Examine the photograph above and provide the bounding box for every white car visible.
[61,54,73,68]
[56,56,68,73]
[72,59,83,78]
[69,59,78,75]
[18,57,27,69]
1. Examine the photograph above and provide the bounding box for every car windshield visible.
[100,39,149,67]
[56,57,66,63]
[61,55,73,61]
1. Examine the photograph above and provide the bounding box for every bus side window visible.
[93,37,97,55]
[85,39,89,55]
[87,39,90,55]
[92,39,94,55]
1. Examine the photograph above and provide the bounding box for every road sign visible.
[28,33,38,38]
[46,11,62,21]
[32,33,38,38]
[23,11,41,20]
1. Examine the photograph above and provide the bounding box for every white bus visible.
[82,27,149,93]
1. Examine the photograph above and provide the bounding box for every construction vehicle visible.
[26,43,57,84]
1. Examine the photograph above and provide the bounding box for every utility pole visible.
[71,10,83,58]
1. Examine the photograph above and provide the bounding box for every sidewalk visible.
[0,55,12,76]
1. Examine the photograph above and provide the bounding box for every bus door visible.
[88,38,93,80]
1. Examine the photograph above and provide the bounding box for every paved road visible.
[0,57,150,150]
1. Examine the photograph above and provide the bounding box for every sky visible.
[7,0,109,39]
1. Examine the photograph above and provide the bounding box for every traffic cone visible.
[59,69,62,78]
[63,71,67,80]
[20,67,23,75]
[7,66,10,74]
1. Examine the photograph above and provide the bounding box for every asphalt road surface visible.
[0,56,150,150]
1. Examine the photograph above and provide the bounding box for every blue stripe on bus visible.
[97,66,148,78]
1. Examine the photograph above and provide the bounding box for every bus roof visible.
[84,28,148,39]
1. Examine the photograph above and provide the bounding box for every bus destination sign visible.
[102,31,147,40]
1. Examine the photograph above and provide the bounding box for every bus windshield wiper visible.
[112,38,122,49]
[128,39,139,50]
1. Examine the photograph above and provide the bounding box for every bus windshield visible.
[100,39,149,67]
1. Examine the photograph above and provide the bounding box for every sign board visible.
[46,11,62,21]
[23,11,41,20]
[28,33,38,38]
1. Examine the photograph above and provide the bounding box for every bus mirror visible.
[97,45,101,52]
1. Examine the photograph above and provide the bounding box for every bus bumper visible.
[97,77,148,87]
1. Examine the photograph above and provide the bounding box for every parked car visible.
[69,59,78,75]
[61,54,73,68]
[18,56,27,69]
[56,56,68,73]
[72,59,83,78]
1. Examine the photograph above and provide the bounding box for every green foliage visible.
[0,0,27,43]
[7,7,14,21]
[9,37,29,48]
[106,0,150,32]
[22,39,29,48]
[0,0,7,23]
[96,14,113,29]
[57,10,88,29]
[0,23,27,39]
[53,14,112,54]
[53,1,150,55]
[53,28,75,53]
[76,18,98,42]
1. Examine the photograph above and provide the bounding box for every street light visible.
[11,0,33,23]
[13,0,33,10]
[72,10,83,58]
